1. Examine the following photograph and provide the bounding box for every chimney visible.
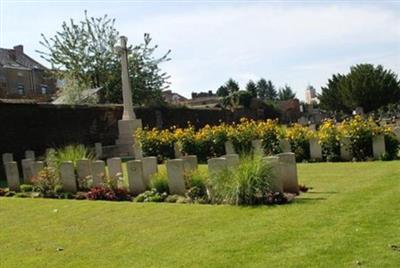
[13,45,23,55]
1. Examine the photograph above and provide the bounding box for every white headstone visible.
[60,161,77,193]
[21,159,34,183]
[142,156,158,187]
[25,150,35,160]
[263,156,284,193]
[182,155,198,173]
[174,143,183,158]
[208,157,227,177]
[166,159,186,195]
[224,141,236,155]
[2,153,13,165]
[340,137,352,161]
[95,143,103,159]
[394,127,400,142]
[223,154,239,168]
[252,139,264,156]
[309,138,322,160]
[276,153,299,194]
[134,142,143,160]
[372,135,386,159]
[91,160,106,187]
[107,157,122,181]
[126,160,146,195]
[4,161,20,191]
[280,139,291,153]
[33,161,45,178]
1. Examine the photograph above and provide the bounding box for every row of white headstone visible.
[2,149,298,196]
[221,134,396,161]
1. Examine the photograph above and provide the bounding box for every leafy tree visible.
[225,78,240,93]
[245,80,257,98]
[319,64,400,113]
[38,11,170,105]
[278,85,296,100]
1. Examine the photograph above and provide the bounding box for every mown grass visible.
[1,161,399,267]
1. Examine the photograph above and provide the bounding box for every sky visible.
[1,0,399,100]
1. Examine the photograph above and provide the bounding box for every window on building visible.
[17,72,23,77]
[17,84,25,95]
[41,85,48,95]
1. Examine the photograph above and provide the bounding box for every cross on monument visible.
[114,36,142,157]
[115,36,135,120]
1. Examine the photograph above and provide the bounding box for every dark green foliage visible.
[20,184,34,193]
[278,85,296,100]
[319,64,400,113]
[290,139,310,162]
[238,90,253,108]
[245,80,258,97]
[382,134,399,161]
[134,189,167,202]
[150,172,169,194]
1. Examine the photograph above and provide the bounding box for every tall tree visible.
[265,80,278,100]
[245,80,257,98]
[256,78,268,99]
[320,64,400,113]
[225,78,240,93]
[278,85,296,100]
[216,85,229,97]
[38,11,170,105]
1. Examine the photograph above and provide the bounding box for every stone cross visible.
[116,36,135,120]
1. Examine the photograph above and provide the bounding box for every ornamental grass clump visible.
[47,144,94,169]
[208,154,275,205]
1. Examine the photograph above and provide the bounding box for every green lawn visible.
[1,161,399,267]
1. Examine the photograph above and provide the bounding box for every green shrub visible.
[134,189,167,202]
[184,169,208,202]
[208,154,275,205]
[20,184,33,193]
[383,134,399,160]
[14,192,30,198]
[32,167,62,198]
[150,171,169,194]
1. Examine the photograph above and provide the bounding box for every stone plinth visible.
[25,150,35,160]
[107,157,122,181]
[115,119,142,156]
[91,160,106,187]
[208,157,227,177]
[182,155,198,173]
[223,154,239,168]
[21,159,34,183]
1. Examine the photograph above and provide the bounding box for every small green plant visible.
[149,170,169,194]
[208,154,275,205]
[19,184,33,193]
[134,189,167,202]
[184,169,208,202]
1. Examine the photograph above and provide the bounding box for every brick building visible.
[0,45,56,99]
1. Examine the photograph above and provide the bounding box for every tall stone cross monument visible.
[115,36,142,156]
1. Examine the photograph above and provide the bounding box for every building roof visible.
[0,46,47,70]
